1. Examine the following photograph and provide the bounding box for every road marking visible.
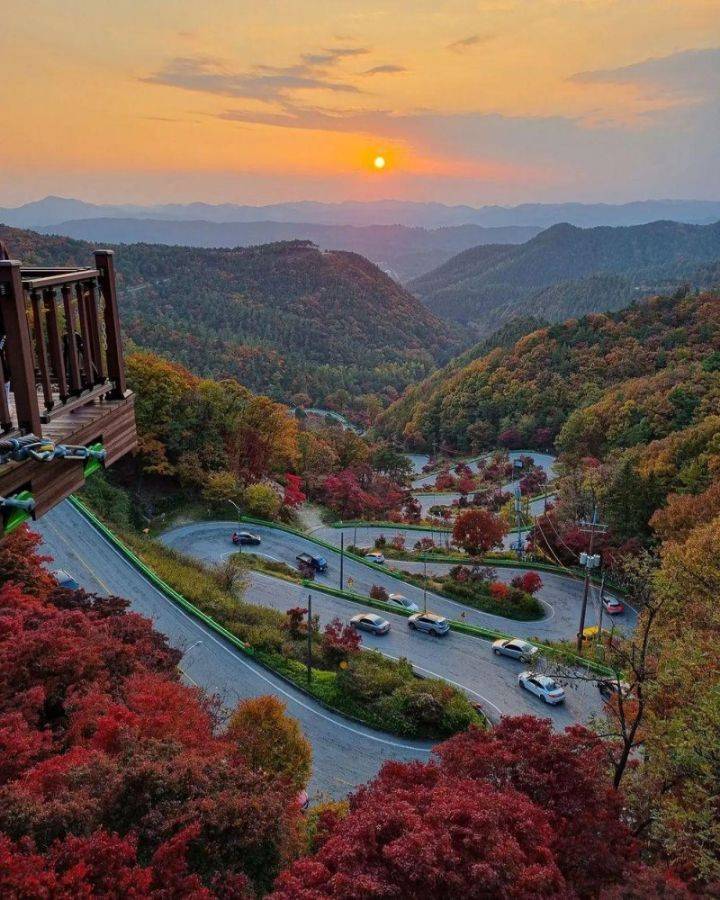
[61,505,432,754]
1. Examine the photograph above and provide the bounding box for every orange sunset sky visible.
[1,0,719,206]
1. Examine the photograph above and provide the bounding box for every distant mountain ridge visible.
[3,195,720,228]
[33,218,540,282]
[408,219,720,335]
[0,224,461,408]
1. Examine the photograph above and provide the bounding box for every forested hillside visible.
[409,220,720,335]
[376,290,720,456]
[0,225,461,412]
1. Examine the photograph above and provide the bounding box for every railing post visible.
[0,260,42,436]
[94,250,126,399]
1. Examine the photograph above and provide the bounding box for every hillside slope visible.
[409,220,720,334]
[36,219,540,282]
[0,225,460,408]
[375,290,720,454]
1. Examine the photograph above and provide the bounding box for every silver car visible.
[388,593,420,613]
[492,638,540,663]
[518,672,566,705]
[350,613,390,635]
[408,612,450,636]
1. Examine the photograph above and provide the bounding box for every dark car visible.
[52,569,80,590]
[231,530,261,546]
[296,552,328,574]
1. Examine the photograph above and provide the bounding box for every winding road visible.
[36,501,434,800]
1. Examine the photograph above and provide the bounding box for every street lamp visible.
[184,640,203,655]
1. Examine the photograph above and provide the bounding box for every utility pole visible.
[423,558,428,613]
[306,593,313,685]
[339,532,344,591]
[514,488,523,560]
[596,571,606,648]
[576,507,607,654]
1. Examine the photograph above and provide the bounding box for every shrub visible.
[337,652,413,703]
[321,618,362,668]
[511,571,544,595]
[369,585,389,602]
[489,582,510,600]
[243,482,282,519]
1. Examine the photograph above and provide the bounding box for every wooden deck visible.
[0,388,136,517]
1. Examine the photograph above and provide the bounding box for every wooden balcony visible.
[0,249,136,532]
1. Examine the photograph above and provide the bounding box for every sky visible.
[1,0,719,206]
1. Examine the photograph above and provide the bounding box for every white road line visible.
[61,506,432,754]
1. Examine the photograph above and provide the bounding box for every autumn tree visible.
[321,618,362,667]
[226,695,312,793]
[243,482,282,519]
[452,508,508,555]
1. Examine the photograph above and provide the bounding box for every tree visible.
[511,571,543,595]
[232,395,300,481]
[283,473,306,509]
[226,696,312,793]
[321,618,362,667]
[271,763,568,898]
[452,508,507,555]
[0,527,54,595]
[243,483,282,520]
[202,470,243,506]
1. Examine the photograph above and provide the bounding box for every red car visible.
[602,595,624,615]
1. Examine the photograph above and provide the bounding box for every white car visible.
[388,593,420,613]
[518,672,566,705]
[350,613,390,635]
[366,551,386,565]
[492,638,540,663]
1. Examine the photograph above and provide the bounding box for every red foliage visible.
[499,427,523,449]
[433,471,457,491]
[489,581,510,600]
[511,571,544,595]
[456,474,476,495]
[322,618,362,666]
[452,508,508,554]
[283,473,307,509]
[0,526,54,596]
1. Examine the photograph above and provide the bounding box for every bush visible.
[243,483,282,519]
[80,473,136,530]
[369,585,389,602]
[337,652,413,703]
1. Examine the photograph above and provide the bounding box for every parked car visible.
[518,672,566,705]
[366,551,386,565]
[597,677,633,700]
[408,612,450,636]
[296,552,328,574]
[387,593,420,613]
[492,638,540,663]
[350,613,391,635]
[231,530,261,546]
[52,569,80,590]
[602,594,625,615]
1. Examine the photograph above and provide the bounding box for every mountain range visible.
[0,224,460,409]
[3,195,720,228]
[409,220,720,335]
[31,218,539,283]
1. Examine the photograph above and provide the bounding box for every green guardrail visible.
[2,490,35,535]
[83,442,105,478]
[69,496,254,655]
[303,579,615,677]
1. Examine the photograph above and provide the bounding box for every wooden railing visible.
[0,250,127,437]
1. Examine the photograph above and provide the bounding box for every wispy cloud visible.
[447,34,490,53]
[301,47,368,66]
[570,47,720,105]
[142,55,362,102]
[364,64,407,75]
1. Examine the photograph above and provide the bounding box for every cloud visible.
[142,56,362,102]
[301,47,369,66]
[447,34,489,53]
[570,47,720,104]
[364,64,407,75]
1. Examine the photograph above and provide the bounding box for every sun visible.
[373,155,386,170]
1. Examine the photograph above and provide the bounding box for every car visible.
[366,551,386,564]
[231,531,261,546]
[492,638,540,663]
[602,594,625,615]
[408,612,450,636]
[296,552,328,574]
[350,613,391,635]
[597,677,634,700]
[387,593,420,613]
[518,672,566,705]
[52,569,80,590]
